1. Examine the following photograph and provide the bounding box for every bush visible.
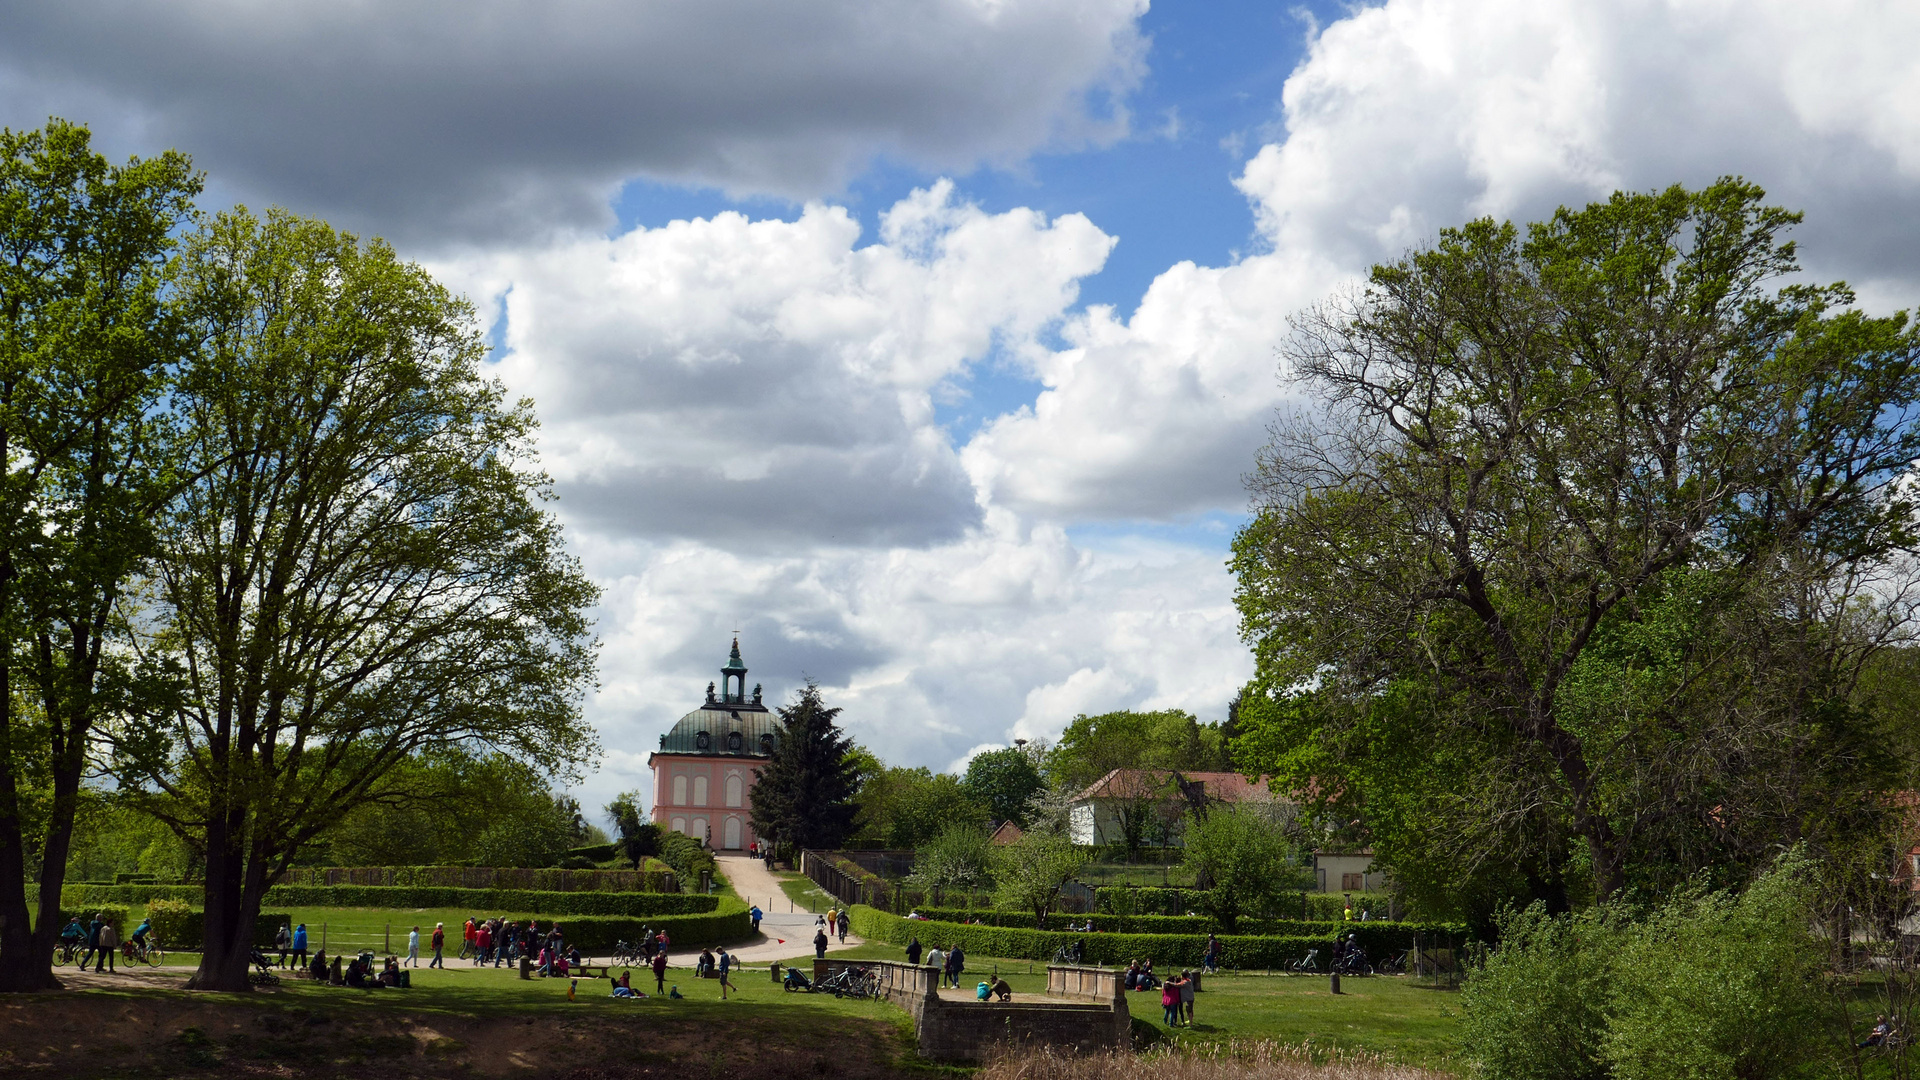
[61,882,719,917]
[145,899,198,945]
[47,905,130,937]
[1459,904,1614,1080]
[1460,859,1829,1080]
[656,832,716,884]
[563,843,618,863]
[911,907,1343,937]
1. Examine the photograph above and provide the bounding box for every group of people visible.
[811,908,851,957]
[902,937,968,988]
[453,916,574,972]
[299,950,409,989]
[57,913,146,973]
[270,923,311,969]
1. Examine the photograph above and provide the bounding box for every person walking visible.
[1180,969,1197,1025]
[429,923,445,968]
[275,924,291,968]
[81,914,104,971]
[95,920,119,973]
[925,945,945,985]
[749,905,762,933]
[652,947,669,993]
[406,926,420,967]
[290,923,309,971]
[906,937,922,965]
[474,921,492,966]
[813,928,828,959]
[836,910,849,944]
[945,944,965,989]
[460,917,475,960]
[717,946,735,1000]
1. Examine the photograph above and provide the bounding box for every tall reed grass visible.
[978,1040,1449,1080]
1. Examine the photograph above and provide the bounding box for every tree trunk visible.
[188,770,255,992]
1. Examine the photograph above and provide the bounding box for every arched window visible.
[693,817,708,843]
[672,775,687,805]
[693,775,709,806]
[727,730,743,752]
[724,816,742,849]
[695,730,711,751]
[725,773,743,807]
[670,817,686,835]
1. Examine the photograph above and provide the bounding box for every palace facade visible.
[646,639,776,850]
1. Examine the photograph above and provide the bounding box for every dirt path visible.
[715,855,870,964]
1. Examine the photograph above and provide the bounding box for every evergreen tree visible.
[748,681,860,853]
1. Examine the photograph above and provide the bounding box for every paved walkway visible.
[715,855,868,965]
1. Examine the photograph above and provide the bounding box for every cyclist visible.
[128,917,153,959]
[58,917,85,961]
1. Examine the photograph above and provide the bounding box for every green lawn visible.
[774,869,838,914]
[774,941,1461,1072]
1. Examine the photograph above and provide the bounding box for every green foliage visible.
[1181,804,1310,932]
[852,905,1439,968]
[989,831,1091,927]
[0,118,202,987]
[907,823,994,892]
[846,762,990,849]
[523,902,752,951]
[144,899,197,945]
[604,790,659,868]
[1046,710,1232,790]
[321,751,586,869]
[1458,905,1614,1080]
[655,830,716,885]
[961,747,1045,826]
[64,883,717,918]
[749,682,860,852]
[1461,860,1829,1080]
[273,863,673,891]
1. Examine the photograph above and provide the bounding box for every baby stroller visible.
[249,947,281,986]
[783,966,813,993]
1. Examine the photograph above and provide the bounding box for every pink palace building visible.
[647,639,776,850]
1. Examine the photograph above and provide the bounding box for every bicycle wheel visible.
[52,946,73,968]
[143,943,163,968]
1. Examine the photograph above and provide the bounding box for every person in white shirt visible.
[406,926,421,967]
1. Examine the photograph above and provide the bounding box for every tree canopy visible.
[961,746,1045,826]
[1232,180,1920,912]
[748,681,861,853]
[1045,709,1232,791]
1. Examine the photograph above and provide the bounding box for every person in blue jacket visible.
[290,923,309,969]
[749,905,762,932]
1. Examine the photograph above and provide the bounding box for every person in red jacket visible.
[651,947,669,993]
[460,918,476,960]
[430,923,446,968]
[474,922,493,966]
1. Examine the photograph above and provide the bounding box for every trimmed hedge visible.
[60,883,718,917]
[910,907,1343,937]
[543,900,752,952]
[856,906,1469,968]
[276,863,676,891]
[1093,887,1398,921]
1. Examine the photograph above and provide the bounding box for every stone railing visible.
[1045,963,1124,1002]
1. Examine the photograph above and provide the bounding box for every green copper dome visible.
[656,640,778,757]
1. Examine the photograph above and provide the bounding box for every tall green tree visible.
[0,121,199,992]
[1233,180,1920,905]
[108,208,599,991]
[604,790,659,868]
[1180,803,1308,932]
[990,830,1090,929]
[748,681,860,854]
[962,746,1045,826]
[1046,709,1230,791]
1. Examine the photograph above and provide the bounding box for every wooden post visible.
[321,923,327,952]
[1330,969,1341,995]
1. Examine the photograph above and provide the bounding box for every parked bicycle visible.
[1052,940,1084,964]
[610,939,641,965]
[1288,948,1322,973]
[1376,949,1407,976]
[817,965,880,999]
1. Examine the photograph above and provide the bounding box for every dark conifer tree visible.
[749,681,860,854]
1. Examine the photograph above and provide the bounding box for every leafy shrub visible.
[62,883,718,917]
[1460,859,1829,1080]
[145,899,197,945]
[1459,904,1614,1080]
[564,843,618,863]
[275,863,675,891]
[657,831,717,884]
[48,905,130,937]
[911,907,1341,937]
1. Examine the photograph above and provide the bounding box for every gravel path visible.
[715,854,873,965]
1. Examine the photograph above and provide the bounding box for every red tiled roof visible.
[1072,768,1276,803]
[989,821,1024,846]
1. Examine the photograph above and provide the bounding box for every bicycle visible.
[1288,948,1322,973]
[1332,950,1373,977]
[817,966,880,999]
[123,938,166,967]
[1052,942,1084,964]
[1376,949,1407,976]
[53,940,83,967]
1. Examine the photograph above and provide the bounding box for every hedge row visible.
[911,907,1344,937]
[530,901,753,953]
[855,907,1470,967]
[274,863,675,892]
[59,883,718,917]
[43,904,287,947]
[856,906,1325,968]
[1091,887,1398,921]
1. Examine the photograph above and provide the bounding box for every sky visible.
[7,0,1920,820]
